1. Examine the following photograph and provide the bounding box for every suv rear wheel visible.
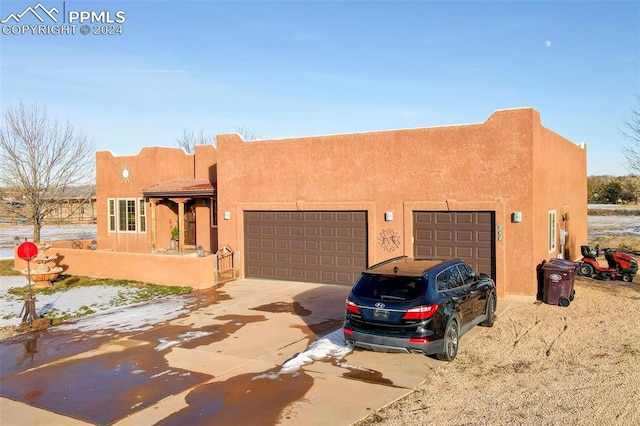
[480,293,496,327]
[437,318,459,361]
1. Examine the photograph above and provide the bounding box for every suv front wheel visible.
[437,318,459,361]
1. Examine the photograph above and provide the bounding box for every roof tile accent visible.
[142,179,215,197]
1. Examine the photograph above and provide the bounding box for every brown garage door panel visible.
[413,211,496,280]
[456,247,474,258]
[245,211,368,286]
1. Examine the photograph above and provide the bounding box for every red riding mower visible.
[578,245,638,282]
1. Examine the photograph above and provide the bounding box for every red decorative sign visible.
[17,242,38,261]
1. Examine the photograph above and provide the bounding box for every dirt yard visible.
[355,276,640,425]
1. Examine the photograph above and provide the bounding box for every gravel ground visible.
[355,276,640,425]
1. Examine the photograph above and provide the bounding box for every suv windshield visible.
[353,274,427,301]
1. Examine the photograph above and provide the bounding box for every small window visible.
[138,199,146,233]
[108,199,116,232]
[548,210,557,252]
[211,198,217,227]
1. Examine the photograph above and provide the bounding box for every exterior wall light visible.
[196,245,204,257]
[14,236,21,246]
[89,240,97,250]
[224,211,231,220]
[384,211,393,222]
[511,212,522,223]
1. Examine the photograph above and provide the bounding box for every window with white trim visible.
[118,199,136,232]
[548,210,557,252]
[107,198,146,233]
[139,199,146,233]
[108,199,116,232]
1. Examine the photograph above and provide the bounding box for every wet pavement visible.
[1,331,210,425]
[0,278,505,425]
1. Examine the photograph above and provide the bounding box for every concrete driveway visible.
[0,278,504,425]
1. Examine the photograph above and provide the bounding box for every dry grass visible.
[588,209,640,216]
[0,260,21,276]
[588,205,640,216]
[589,235,640,251]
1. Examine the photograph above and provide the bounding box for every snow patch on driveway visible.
[255,328,353,380]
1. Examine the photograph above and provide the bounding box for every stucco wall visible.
[86,110,586,297]
[14,243,215,289]
[194,145,219,253]
[97,147,192,252]
[216,108,587,299]
[96,145,218,253]
[533,119,588,263]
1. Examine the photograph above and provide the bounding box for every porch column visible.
[170,197,189,255]
[150,200,158,253]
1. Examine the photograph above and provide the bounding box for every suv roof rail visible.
[366,256,408,270]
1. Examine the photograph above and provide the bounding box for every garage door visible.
[413,211,496,280]
[244,211,367,285]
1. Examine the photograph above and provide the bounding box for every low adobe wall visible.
[14,243,215,289]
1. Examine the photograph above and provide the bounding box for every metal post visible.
[21,258,37,325]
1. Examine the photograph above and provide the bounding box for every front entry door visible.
[185,202,196,245]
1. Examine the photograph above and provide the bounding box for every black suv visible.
[343,256,496,361]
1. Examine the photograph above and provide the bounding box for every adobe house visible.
[30,107,585,296]
[215,108,587,300]
[95,144,218,255]
[14,145,220,289]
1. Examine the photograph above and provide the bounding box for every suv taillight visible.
[403,304,438,320]
[345,299,361,315]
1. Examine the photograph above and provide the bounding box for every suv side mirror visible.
[479,273,489,280]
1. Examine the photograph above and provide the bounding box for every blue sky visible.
[1,0,638,176]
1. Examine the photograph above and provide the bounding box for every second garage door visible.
[413,211,496,280]
[244,211,368,285]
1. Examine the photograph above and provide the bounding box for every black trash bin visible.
[542,258,579,307]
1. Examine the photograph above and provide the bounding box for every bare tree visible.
[621,94,640,174]
[176,125,258,153]
[0,102,95,242]
[176,129,215,154]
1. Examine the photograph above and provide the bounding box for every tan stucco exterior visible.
[21,107,585,295]
[216,108,587,299]
[95,145,218,254]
